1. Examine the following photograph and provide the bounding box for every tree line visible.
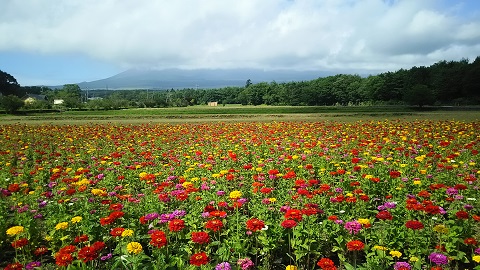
[1,57,479,112]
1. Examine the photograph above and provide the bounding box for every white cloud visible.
[1,0,479,74]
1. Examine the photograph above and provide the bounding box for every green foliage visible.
[403,84,435,107]
[0,95,24,114]
[0,70,20,96]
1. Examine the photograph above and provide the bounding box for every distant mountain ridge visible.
[69,68,334,90]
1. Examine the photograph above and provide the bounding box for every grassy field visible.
[0,105,479,124]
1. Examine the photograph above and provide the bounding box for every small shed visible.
[207,101,218,106]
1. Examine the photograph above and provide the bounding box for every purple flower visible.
[344,220,362,235]
[144,212,159,221]
[159,213,173,223]
[475,247,480,254]
[384,202,397,209]
[172,210,186,218]
[335,188,343,193]
[101,253,112,261]
[216,262,231,270]
[377,205,387,211]
[216,190,226,196]
[237,258,254,270]
[25,261,41,270]
[97,174,105,180]
[464,204,474,210]
[394,262,411,270]
[429,252,448,265]
[446,188,458,196]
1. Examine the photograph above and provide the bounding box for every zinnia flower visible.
[246,218,265,232]
[150,230,167,248]
[394,261,411,270]
[281,219,297,229]
[4,263,23,270]
[55,222,69,230]
[126,242,143,254]
[344,220,362,235]
[11,238,29,249]
[216,262,231,270]
[317,258,336,270]
[169,219,185,232]
[405,220,424,230]
[190,252,209,266]
[191,231,210,244]
[346,240,365,251]
[376,210,393,220]
[285,265,297,270]
[390,250,402,258]
[121,229,134,237]
[205,219,223,232]
[6,226,24,236]
[71,216,82,224]
[55,253,74,267]
[428,252,448,265]
[237,258,254,270]
[229,190,242,199]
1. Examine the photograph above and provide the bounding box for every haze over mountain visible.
[69,68,337,90]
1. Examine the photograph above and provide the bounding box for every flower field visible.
[0,120,479,270]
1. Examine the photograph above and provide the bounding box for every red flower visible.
[8,183,20,192]
[110,227,125,237]
[281,219,298,229]
[11,238,28,249]
[4,263,23,270]
[109,203,124,210]
[389,170,401,178]
[150,230,167,248]
[109,211,125,219]
[205,219,223,232]
[169,219,185,232]
[34,246,49,256]
[346,240,365,251]
[376,211,393,220]
[55,253,74,267]
[246,218,265,232]
[78,246,98,263]
[91,241,105,252]
[405,220,424,230]
[100,216,114,226]
[456,210,469,219]
[191,231,210,244]
[189,252,209,266]
[464,237,477,245]
[58,245,77,254]
[317,258,337,270]
[284,209,303,221]
[74,234,89,243]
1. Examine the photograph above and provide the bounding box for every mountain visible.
[72,68,334,90]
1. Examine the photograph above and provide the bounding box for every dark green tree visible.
[0,95,24,113]
[403,84,435,107]
[0,70,21,96]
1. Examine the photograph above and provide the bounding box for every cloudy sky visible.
[1,0,480,86]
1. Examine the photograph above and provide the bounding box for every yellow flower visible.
[71,216,82,224]
[121,229,134,237]
[285,265,297,270]
[357,218,370,226]
[473,255,480,263]
[413,180,421,185]
[410,256,419,262]
[91,189,106,196]
[433,224,448,234]
[229,190,242,199]
[269,197,277,203]
[55,222,69,230]
[373,245,388,251]
[389,250,402,258]
[126,242,143,254]
[182,181,193,189]
[6,226,24,236]
[45,235,53,241]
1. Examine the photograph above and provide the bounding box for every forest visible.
[1,57,479,111]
